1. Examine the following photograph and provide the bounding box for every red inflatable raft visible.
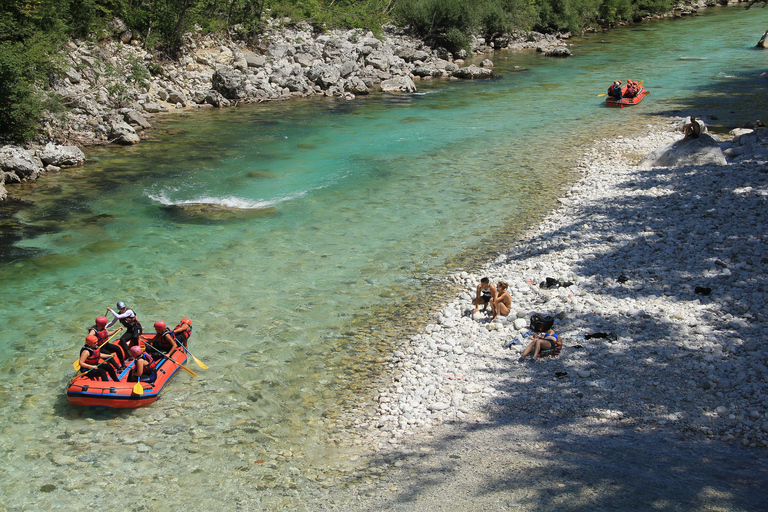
[606,84,646,107]
[66,335,190,408]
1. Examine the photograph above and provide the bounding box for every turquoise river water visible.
[0,6,766,510]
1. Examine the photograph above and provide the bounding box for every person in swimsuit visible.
[682,115,702,140]
[518,329,560,362]
[472,277,496,314]
[491,281,512,320]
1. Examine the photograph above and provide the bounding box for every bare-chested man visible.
[472,277,496,314]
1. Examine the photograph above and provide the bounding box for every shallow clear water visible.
[0,6,766,509]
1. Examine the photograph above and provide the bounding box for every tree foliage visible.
[0,0,718,143]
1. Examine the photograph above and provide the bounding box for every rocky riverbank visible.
[343,116,768,452]
[305,117,768,510]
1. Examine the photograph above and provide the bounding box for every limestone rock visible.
[639,133,726,168]
[124,110,151,129]
[452,65,495,79]
[0,145,43,181]
[37,143,85,167]
[381,76,416,93]
[212,68,246,99]
[109,121,140,145]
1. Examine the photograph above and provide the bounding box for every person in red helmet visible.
[78,334,120,381]
[127,345,155,382]
[86,316,126,368]
[147,320,179,356]
[172,318,192,348]
[607,80,623,100]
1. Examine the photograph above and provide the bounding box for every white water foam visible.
[147,188,310,209]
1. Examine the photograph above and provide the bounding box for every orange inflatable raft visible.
[66,334,190,408]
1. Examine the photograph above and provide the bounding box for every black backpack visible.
[529,313,554,333]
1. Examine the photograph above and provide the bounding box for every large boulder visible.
[212,68,246,99]
[109,121,141,145]
[639,133,726,168]
[452,65,495,79]
[205,89,231,108]
[37,143,86,167]
[124,109,151,129]
[380,76,417,93]
[0,145,43,181]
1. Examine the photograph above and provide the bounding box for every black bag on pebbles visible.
[529,313,555,332]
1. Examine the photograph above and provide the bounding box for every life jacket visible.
[119,309,141,329]
[82,345,100,366]
[137,352,156,372]
[174,322,192,343]
[88,325,109,344]
[155,329,176,351]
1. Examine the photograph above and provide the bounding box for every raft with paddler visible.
[600,79,647,106]
[66,303,206,408]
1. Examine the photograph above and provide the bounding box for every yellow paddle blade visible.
[133,382,144,395]
[73,360,80,370]
[178,363,197,377]
[191,355,208,370]
[597,93,607,97]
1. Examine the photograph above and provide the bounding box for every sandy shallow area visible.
[308,117,768,511]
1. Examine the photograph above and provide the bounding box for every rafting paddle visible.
[73,327,123,370]
[133,382,144,395]
[144,343,197,377]
[182,345,208,370]
[68,354,114,385]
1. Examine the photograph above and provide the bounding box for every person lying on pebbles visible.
[517,329,561,362]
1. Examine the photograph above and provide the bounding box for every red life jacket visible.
[156,329,176,351]
[89,325,109,344]
[82,345,100,366]
[174,322,192,343]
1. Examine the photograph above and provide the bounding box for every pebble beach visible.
[327,117,768,510]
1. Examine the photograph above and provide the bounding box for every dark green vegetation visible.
[0,0,750,145]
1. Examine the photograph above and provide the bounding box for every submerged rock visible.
[160,202,277,223]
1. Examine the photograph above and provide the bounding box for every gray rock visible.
[452,65,495,79]
[109,121,140,145]
[244,51,266,68]
[0,145,43,181]
[142,102,163,113]
[639,133,726,168]
[412,66,442,78]
[381,76,416,93]
[344,76,370,95]
[64,68,82,84]
[0,183,6,201]
[124,109,151,129]
[37,143,85,167]
[212,68,246,99]
[205,90,231,108]
[365,51,390,71]
[544,46,572,57]
[168,90,187,105]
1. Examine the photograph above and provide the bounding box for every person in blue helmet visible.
[106,301,143,355]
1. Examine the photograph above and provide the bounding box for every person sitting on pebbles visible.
[490,281,511,321]
[472,277,496,314]
[518,329,561,362]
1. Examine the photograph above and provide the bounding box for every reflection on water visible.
[0,6,765,509]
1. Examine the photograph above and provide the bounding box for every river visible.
[0,6,766,509]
